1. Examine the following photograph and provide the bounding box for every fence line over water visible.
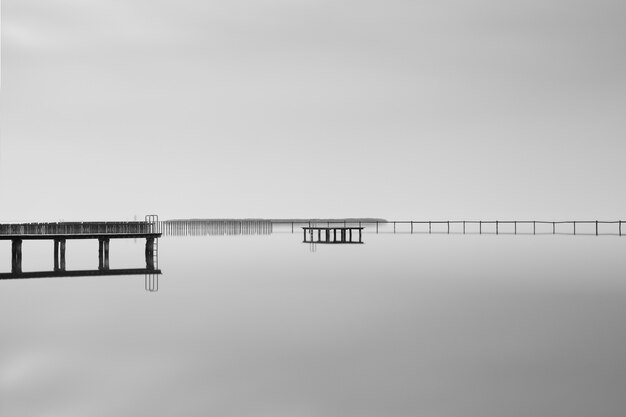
[160,220,273,236]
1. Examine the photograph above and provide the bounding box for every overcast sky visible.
[1,0,625,221]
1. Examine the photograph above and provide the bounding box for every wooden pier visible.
[0,221,161,276]
[303,227,363,244]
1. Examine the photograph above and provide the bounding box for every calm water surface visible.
[1,229,626,416]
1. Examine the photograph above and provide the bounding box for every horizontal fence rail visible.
[269,220,625,236]
[0,222,154,235]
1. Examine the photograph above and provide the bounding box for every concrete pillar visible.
[12,239,22,274]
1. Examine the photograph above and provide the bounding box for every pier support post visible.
[515,221,517,235]
[620,221,622,236]
[11,239,22,274]
[496,221,499,235]
[429,221,431,234]
[596,220,598,236]
[533,221,536,235]
[98,239,104,270]
[553,222,555,235]
[54,239,60,271]
[479,221,482,234]
[410,221,413,234]
[463,221,465,234]
[60,239,66,271]
[574,222,576,235]
[359,228,362,243]
[104,239,110,270]
[145,237,155,270]
[447,221,450,234]
[98,238,110,270]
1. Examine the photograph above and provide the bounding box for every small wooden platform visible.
[303,227,363,244]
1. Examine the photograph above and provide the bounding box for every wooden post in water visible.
[463,221,466,234]
[394,222,396,234]
[553,222,555,235]
[410,221,413,234]
[596,220,598,236]
[359,228,362,243]
[479,221,482,234]
[574,221,576,235]
[376,222,379,234]
[620,221,622,236]
[98,239,104,270]
[11,239,22,274]
[533,221,536,235]
[103,239,110,270]
[429,221,431,234]
[54,239,60,271]
[145,237,155,270]
[514,221,517,235]
[60,239,66,271]
[447,221,450,234]
[496,221,499,235]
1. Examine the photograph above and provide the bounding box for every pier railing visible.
[0,222,153,235]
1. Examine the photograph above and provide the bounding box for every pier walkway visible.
[0,220,161,275]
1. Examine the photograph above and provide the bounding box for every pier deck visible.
[1,220,161,274]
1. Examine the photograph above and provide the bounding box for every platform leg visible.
[54,239,60,271]
[103,239,110,270]
[145,237,155,270]
[60,239,66,271]
[98,239,104,270]
[12,239,22,274]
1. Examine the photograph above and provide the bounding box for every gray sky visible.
[1,0,625,221]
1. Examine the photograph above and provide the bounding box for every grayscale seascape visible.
[2,0,626,415]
